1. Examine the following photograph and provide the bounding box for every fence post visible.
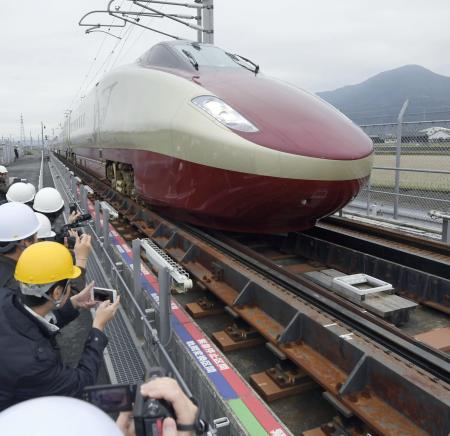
[71,174,76,197]
[95,200,101,235]
[394,100,409,220]
[103,208,110,251]
[132,239,144,338]
[158,267,171,347]
[366,178,372,216]
[80,185,88,214]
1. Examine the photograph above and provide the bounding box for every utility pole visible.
[41,121,45,150]
[202,0,214,43]
[20,114,26,150]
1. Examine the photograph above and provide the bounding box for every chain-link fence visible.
[344,116,450,233]
[0,144,15,165]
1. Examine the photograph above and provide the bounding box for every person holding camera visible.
[0,202,40,293]
[0,241,120,411]
[0,377,202,436]
[116,377,201,436]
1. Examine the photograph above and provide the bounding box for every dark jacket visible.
[0,255,19,292]
[0,288,108,411]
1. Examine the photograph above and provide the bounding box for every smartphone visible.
[92,287,117,303]
[82,384,135,413]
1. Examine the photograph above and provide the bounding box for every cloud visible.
[1,0,450,137]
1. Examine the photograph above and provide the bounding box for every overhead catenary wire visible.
[69,0,129,109]
[109,2,167,69]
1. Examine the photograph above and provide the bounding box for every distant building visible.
[419,127,450,142]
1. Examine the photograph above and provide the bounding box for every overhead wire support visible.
[79,0,214,43]
[130,0,207,9]
[132,1,204,33]
[85,27,123,39]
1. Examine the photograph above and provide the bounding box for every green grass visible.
[370,154,450,192]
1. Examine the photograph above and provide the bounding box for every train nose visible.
[202,73,373,161]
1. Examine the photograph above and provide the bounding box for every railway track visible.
[276,216,450,315]
[186,226,450,378]
[56,154,450,435]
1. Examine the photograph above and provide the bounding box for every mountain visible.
[317,65,450,125]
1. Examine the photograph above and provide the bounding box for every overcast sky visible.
[1,0,450,139]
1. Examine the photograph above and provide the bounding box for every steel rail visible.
[322,215,450,254]
[185,225,450,383]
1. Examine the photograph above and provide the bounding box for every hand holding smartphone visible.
[92,287,117,303]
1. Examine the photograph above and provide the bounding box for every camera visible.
[69,202,78,214]
[83,368,179,436]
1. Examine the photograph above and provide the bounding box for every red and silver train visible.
[57,40,373,233]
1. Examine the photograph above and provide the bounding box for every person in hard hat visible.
[0,200,91,294]
[33,185,92,293]
[0,397,123,436]
[35,212,56,240]
[0,165,8,200]
[6,181,36,205]
[33,186,66,224]
[0,202,40,292]
[33,186,81,243]
[0,241,120,411]
[0,381,201,436]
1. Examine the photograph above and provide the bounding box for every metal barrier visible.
[345,114,450,241]
[0,144,14,165]
[51,158,191,391]
[49,155,235,435]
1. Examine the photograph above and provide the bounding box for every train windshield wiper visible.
[181,49,199,71]
[226,52,260,74]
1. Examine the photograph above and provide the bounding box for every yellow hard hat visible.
[15,241,81,285]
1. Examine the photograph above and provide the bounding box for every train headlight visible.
[192,96,258,133]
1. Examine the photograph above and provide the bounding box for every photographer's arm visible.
[140,378,199,436]
[73,233,92,269]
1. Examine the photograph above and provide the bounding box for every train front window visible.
[174,44,240,69]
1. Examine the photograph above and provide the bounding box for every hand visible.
[92,296,120,331]
[116,412,135,436]
[140,378,198,436]
[116,408,185,436]
[68,211,81,224]
[74,233,92,268]
[71,281,96,310]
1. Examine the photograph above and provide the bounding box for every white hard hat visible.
[33,187,64,213]
[0,165,7,173]
[35,212,56,239]
[6,182,36,203]
[0,202,40,242]
[0,396,123,436]
[27,182,36,198]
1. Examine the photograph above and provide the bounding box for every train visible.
[56,40,374,233]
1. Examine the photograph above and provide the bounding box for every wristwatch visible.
[176,418,208,434]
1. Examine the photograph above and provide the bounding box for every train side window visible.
[144,45,185,69]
